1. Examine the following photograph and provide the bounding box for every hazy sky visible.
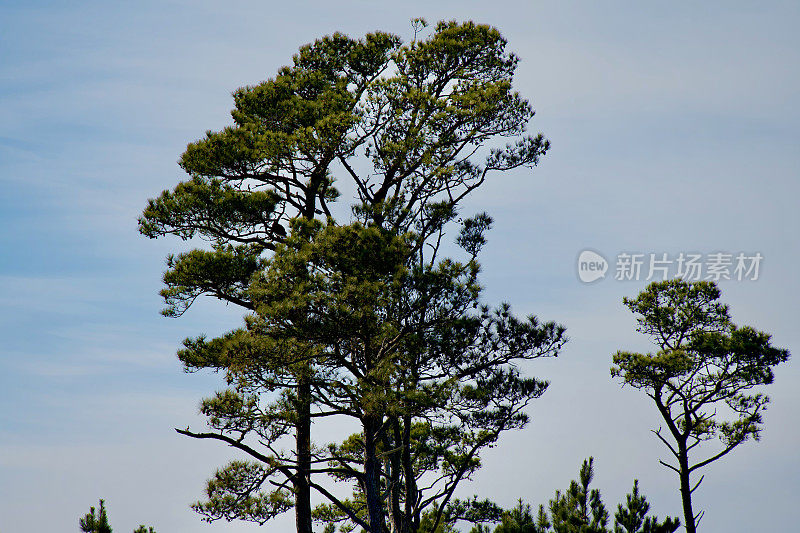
[1,1,798,531]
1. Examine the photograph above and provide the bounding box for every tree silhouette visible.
[612,280,789,532]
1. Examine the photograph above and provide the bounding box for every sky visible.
[1,1,798,531]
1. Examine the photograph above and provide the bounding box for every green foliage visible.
[160,245,262,317]
[476,460,678,533]
[243,219,564,531]
[548,458,608,533]
[79,500,112,533]
[492,500,545,533]
[418,509,460,533]
[79,500,156,533]
[611,279,789,532]
[192,460,294,525]
[138,19,549,323]
[613,481,680,533]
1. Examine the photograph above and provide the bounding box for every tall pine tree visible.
[141,19,554,533]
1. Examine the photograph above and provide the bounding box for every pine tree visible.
[141,19,554,533]
[548,458,608,533]
[78,499,156,533]
[472,460,679,533]
[612,280,790,532]
[613,481,679,533]
[79,499,112,533]
[493,500,542,533]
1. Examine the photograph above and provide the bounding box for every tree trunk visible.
[364,414,386,533]
[402,414,417,533]
[295,206,316,533]
[678,444,696,533]
[388,420,404,533]
[295,373,313,533]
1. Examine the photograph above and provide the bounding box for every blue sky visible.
[1,1,798,531]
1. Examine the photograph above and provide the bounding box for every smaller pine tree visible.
[493,500,540,533]
[549,458,609,533]
[78,499,157,533]
[614,481,680,533]
[470,459,679,533]
[79,499,112,533]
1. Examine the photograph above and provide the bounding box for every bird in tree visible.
[611,279,789,532]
